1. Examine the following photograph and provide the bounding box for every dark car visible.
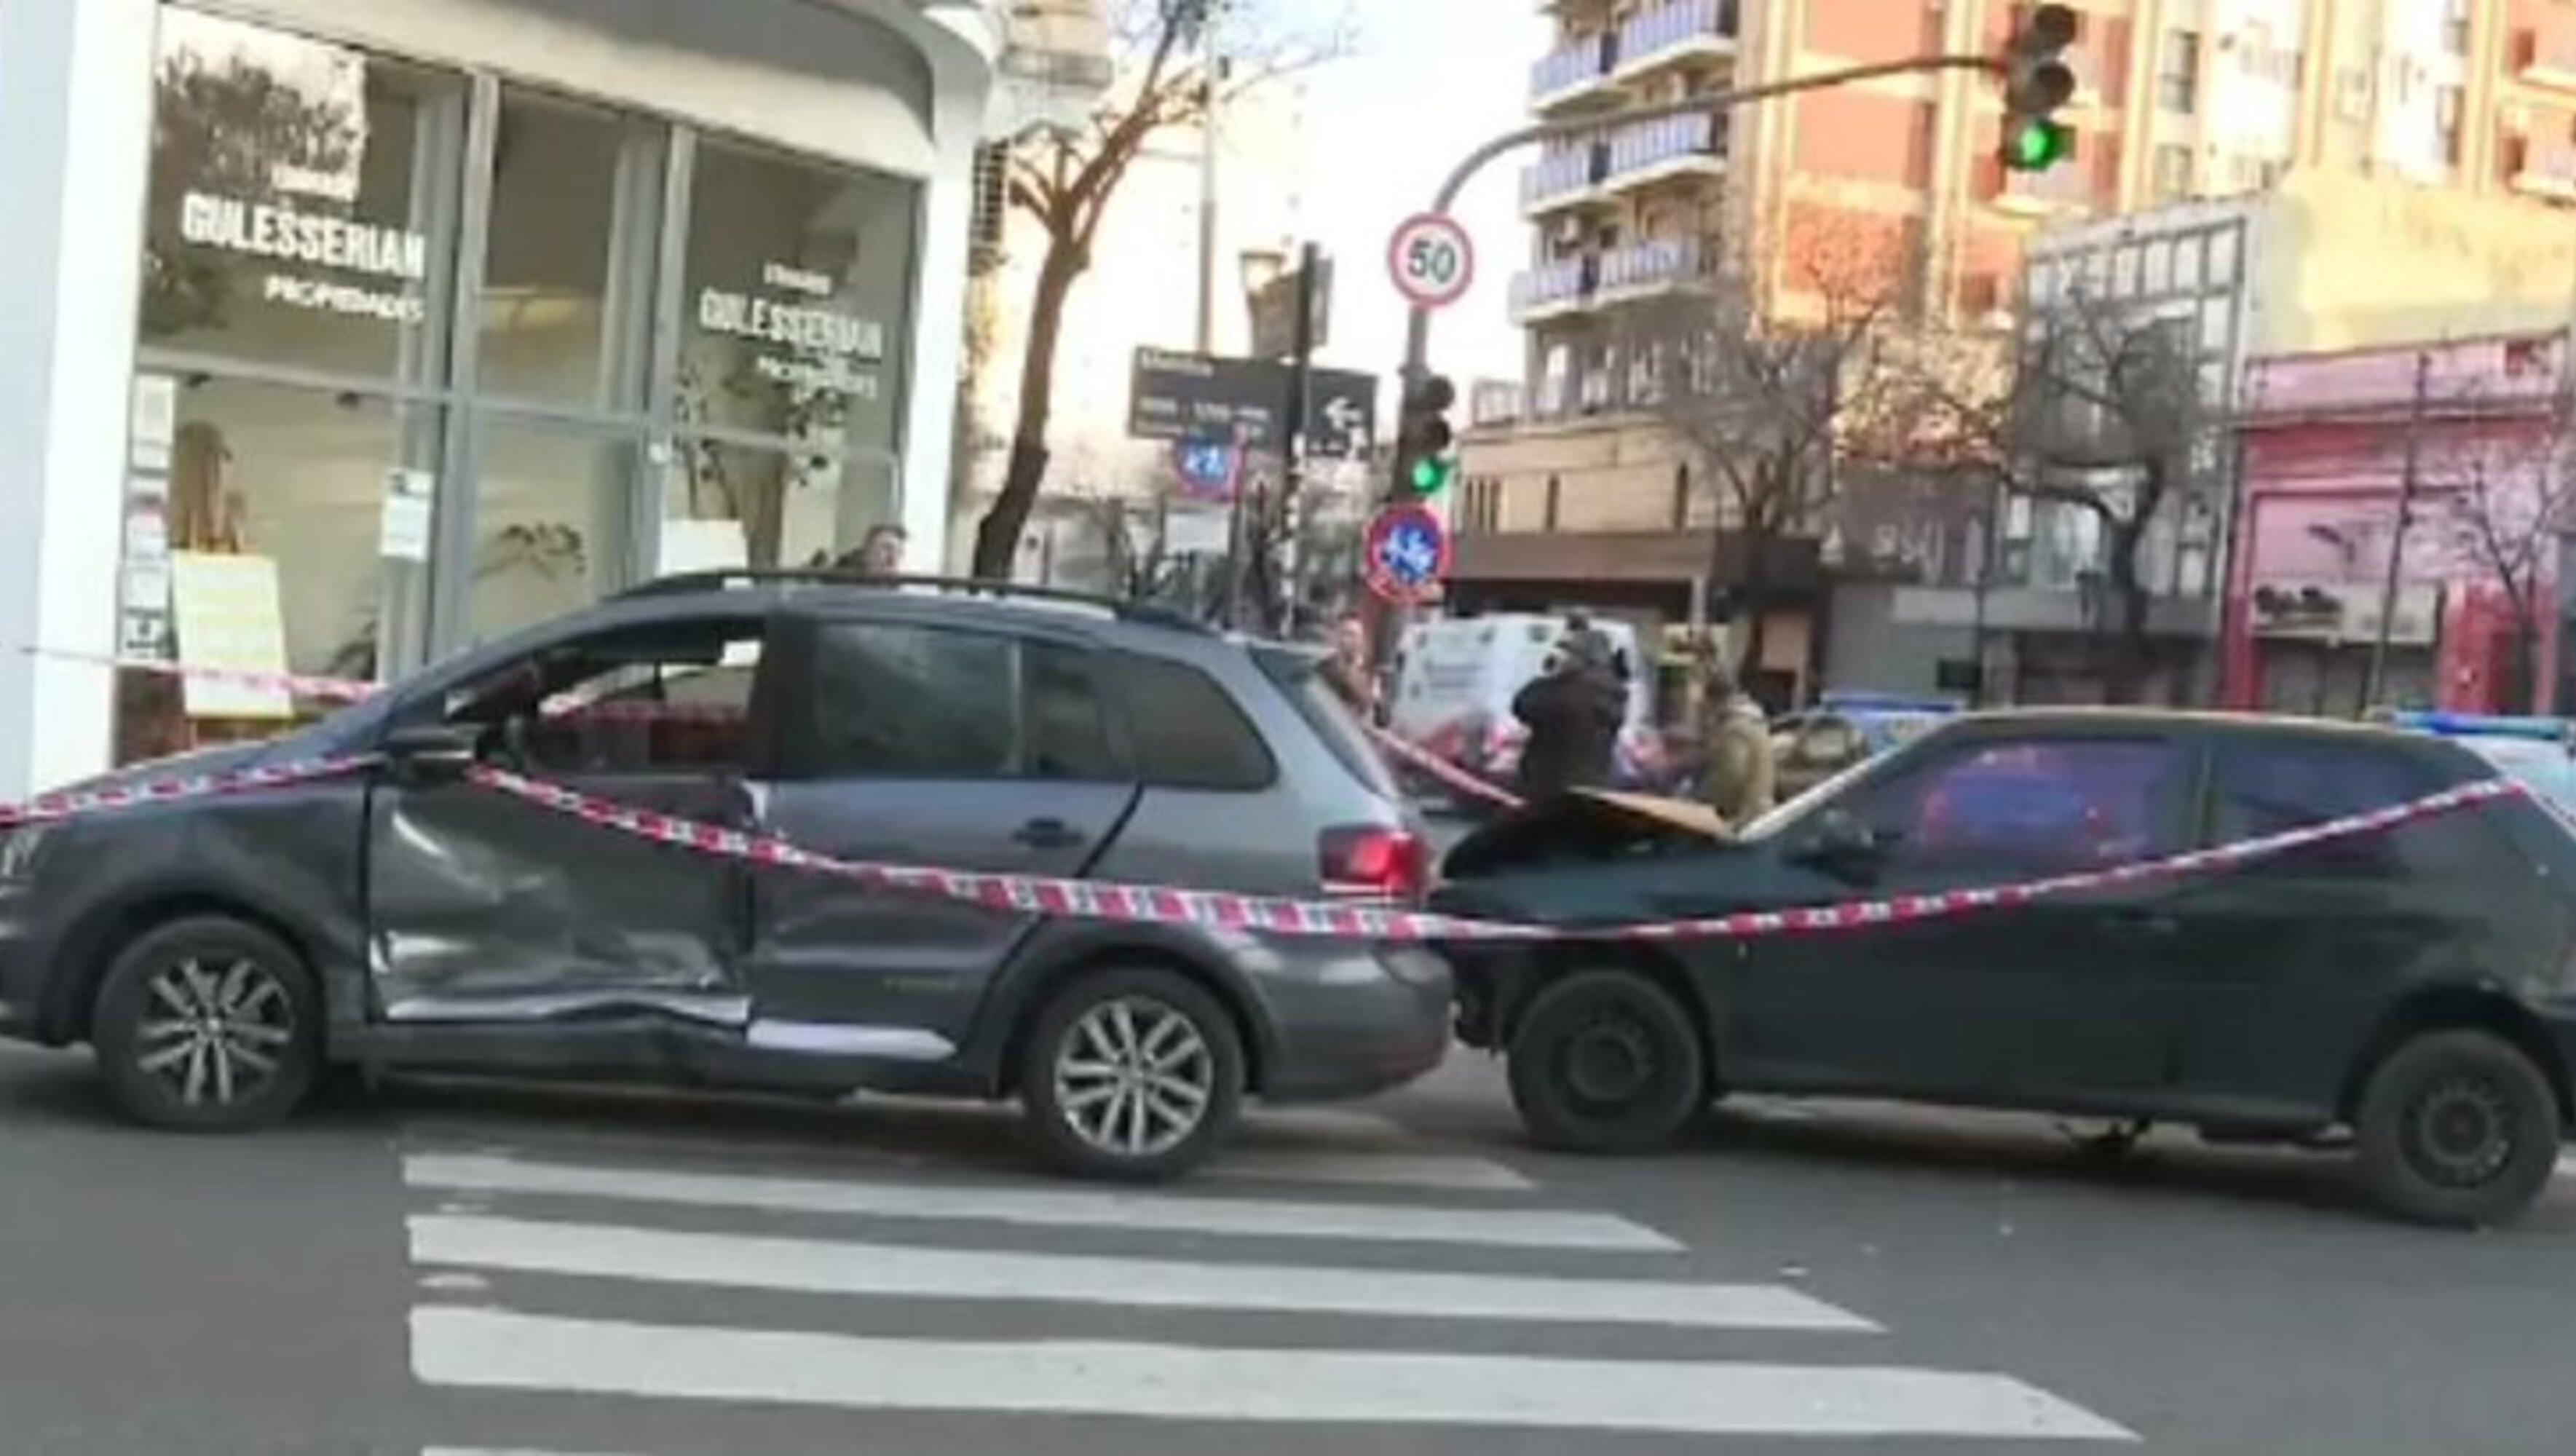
[1435,710,2576,1225]
[0,573,1450,1179]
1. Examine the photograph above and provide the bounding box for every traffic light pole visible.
[1388,52,2003,490]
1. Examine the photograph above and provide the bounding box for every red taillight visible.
[1320,825,1431,904]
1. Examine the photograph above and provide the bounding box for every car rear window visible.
[1252,644,1398,798]
[1112,652,1276,791]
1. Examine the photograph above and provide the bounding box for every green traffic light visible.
[2006,119,2074,171]
[1410,454,1456,494]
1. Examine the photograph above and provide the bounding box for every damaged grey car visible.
[0,574,1450,1179]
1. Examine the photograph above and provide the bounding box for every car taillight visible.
[1319,825,1430,904]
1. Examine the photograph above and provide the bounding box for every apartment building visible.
[1457,0,2570,707]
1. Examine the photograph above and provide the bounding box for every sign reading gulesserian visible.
[696,262,888,400]
[175,189,430,323]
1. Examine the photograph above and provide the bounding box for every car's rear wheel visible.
[2353,1029,2561,1227]
[1507,969,1703,1153]
[91,916,320,1132]
[1019,967,1244,1181]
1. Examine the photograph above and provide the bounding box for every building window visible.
[969,141,1008,263]
[2159,29,2199,114]
[2442,0,2472,57]
[2435,85,2465,167]
[2152,143,2193,200]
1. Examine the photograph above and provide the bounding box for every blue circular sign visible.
[1363,504,1449,604]
[1174,438,1238,499]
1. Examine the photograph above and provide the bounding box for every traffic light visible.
[1395,373,1458,497]
[1999,3,2078,173]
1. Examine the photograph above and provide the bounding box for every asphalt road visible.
[5,1024,2575,1456]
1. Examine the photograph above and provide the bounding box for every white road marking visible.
[398,1121,1534,1193]
[403,1153,1678,1252]
[409,1214,1870,1331]
[411,1307,2137,1441]
[2558,1152,2575,1181]
[416,1271,490,1294]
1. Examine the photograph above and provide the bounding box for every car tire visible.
[1508,969,1704,1154]
[1019,967,1245,1182]
[2352,1029,2563,1227]
[91,915,321,1133]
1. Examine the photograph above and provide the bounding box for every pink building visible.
[2222,333,2566,717]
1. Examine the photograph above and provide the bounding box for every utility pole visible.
[2363,349,2433,711]
[1193,73,1222,354]
[1279,241,1320,636]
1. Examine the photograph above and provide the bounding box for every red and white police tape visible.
[0,646,2532,945]
[0,754,377,832]
[462,763,2522,945]
[1363,724,1528,812]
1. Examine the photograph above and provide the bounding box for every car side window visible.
[1844,738,2188,877]
[2208,739,2482,878]
[1111,652,1276,791]
[801,624,1126,782]
[433,621,765,775]
[808,622,1016,778]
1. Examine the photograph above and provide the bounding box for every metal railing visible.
[1619,0,1739,71]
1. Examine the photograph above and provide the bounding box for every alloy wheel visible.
[1051,996,1215,1159]
[132,956,296,1109]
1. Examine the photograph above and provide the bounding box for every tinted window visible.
[432,619,764,774]
[1022,642,1122,781]
[1847,738,2187,875]
[2209,738,2484,878]
[810,622,1014,777]
[1115,653,1274,791]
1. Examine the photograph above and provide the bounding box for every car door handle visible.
[1012,818,1086,850]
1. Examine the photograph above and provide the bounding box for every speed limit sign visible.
[1387,213,1475,310]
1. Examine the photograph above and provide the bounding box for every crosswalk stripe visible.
[410,1214,1871,1331]
[398,1122,1536,1193]
[403,1153,1680,1251]
[411,1307,2137,1440]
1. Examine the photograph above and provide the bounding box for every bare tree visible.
[970,0,1350,579]
[1629,223,1911,678]
[1880,288,2201,701]
[2431,389,2572,713]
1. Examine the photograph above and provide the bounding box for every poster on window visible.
[169,551,294,720]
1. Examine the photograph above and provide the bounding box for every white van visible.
[1387,614,1662,799]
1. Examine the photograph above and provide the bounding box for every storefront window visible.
[663,444,898,571]
[114,376,437,763]
[678,137,916,553]
[467,419,642,641]
[476,91,665,408]
[139,8,464,381]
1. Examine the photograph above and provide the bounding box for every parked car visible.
[1434,709,2576,1225]
[0,573,1451,1179]
[2377,711,2576,820]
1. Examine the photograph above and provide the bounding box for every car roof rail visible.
[613,569,1216,634]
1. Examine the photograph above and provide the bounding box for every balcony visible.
[1530,31,1619,108]
[2512,140,2576,200]
[1613,0,1740,79]
[1597,236,1709,298]
[1991,161,2094,217]
[1520,142,1606,213]
[1509,257,1595,323]
[2518,26,2576,92]
[1603,111,1726,189]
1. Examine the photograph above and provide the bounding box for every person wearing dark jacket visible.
[1512,628,1625,797]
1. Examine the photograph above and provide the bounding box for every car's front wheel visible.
[91,915,320,1131]
[2353,1029,2563,1227]
[1019,967,1245,1181]
[1507,968,1704,1153]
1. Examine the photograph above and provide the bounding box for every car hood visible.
[55,739,284,798]
[1444,789,1731,879]
[1433,789,1773,928]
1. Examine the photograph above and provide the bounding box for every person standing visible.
[1512,626,1624,798]
[1699,657,1777,827]
[1322,615,1378,721]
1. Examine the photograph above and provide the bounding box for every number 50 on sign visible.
[1387,213,1474,311]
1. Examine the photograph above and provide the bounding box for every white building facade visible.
[0,0,1010,799]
